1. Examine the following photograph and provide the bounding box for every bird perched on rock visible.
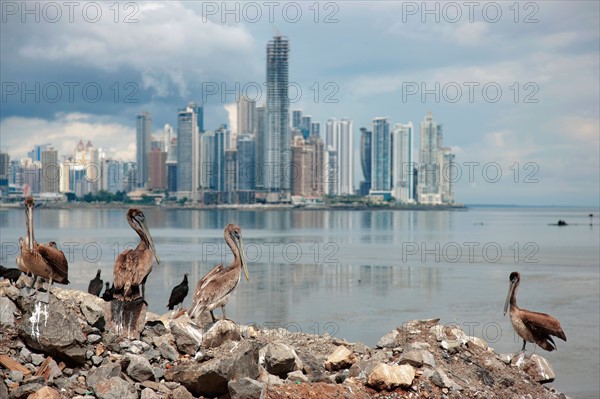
[189,224,249,322]
[504,271,567,352]
[0,265,23,284]
[88,269,103,296]
[102,282,114,302]
[167,274,189,310]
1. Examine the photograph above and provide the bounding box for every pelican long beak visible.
[504,280,516,316]
[238,237,249,282]
[26,205,34,251]
[141,221,160,265]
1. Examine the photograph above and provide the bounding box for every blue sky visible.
[1,1,598,205]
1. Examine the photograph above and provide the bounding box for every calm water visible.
[1,206,599,397]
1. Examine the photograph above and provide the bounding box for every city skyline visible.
[1,2,598,205]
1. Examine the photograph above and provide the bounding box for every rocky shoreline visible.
[1,280,569,399]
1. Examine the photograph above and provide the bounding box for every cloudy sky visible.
[1,1,598,205]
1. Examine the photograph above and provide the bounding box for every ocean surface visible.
[1,205,599,397]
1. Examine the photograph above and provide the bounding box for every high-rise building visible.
[148,148,167,190]
[237,96,256,137]
[27,144,51,162]
[310,122,320,138]
[324,147,338,196]
[212,127,226,192]
[176,104,199,199]
[166,136,177,193]
[200,131,214,189]
[325,118,336,148]
[370,117,392,194]
[264,35,290,197]
[101,159,123,193]
[136,112,152,187]
[439,147,455,205]
[301,115,311,139]
[359,128,372,196]
[237,134,256,191]
[0,152,10,197]
[224,149,237,203]
[334,119,354,195]
[418,112,442,204]
[392,122,414,203]
[292,110,302,130]
[40,147,59,193]
[254,106,266,189]
[291,135,325,198]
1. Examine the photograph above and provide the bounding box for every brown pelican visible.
[189,224,249,322]
[88,269,103,296]
[167,274,189,310]
[16,197,69,302]
[113,208,160,302]
[504,271,567,352]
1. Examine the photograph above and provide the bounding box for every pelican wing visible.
[189,263,224,317]
[37,244,69,283]
[113,248,154,299]
[521,309,567,342]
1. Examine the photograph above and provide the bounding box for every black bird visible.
[102,282,114,302]
[167,274,189,310]
[88,269,103,296]
[0,265,23,284]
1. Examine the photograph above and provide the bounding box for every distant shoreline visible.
[0,202,467,211]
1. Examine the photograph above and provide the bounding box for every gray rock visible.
[19,346,32,362]
[152,332,175,348]
[169,386,194,399]
[228,377,266,399]
[377,328,401,348]
[91,356,103,366]
[80,297,106,329]
[153,366,164,380]
[140,387,161,399]
[398,349,436,368]
[202,319,242,348]
[260,342,302,378]
[287,370,309,383]
[87,334,102,344]
[18,299,87,365]
[0,380,7,399]
[94,377,137,399]
[8,382,44,399]
[430,368,463,391]
[165,340,261,397]
[30,353,45,366]
[512,353,556,383]
[441,339,461,353]
[0,297,17,326]
[10,370,24,383]
[122,353,155,382]
[158,342,179,361]
[348,359,380,380]
[86,363,121,392]
[169,315,203,355]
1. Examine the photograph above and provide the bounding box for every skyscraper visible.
[176,104,199,199]
[40,147,59,193]
[136,112,152,187]
[237,134,256,191]
[370,117,392,194]
[292,110,302,130]
[392,122,414,203]
[255,106,266,189]
[264,35,290,197]
[237,96,256,136]
[418,112,442,204]
[359,127,372,196]
[148,148,167,190]
[333,119,354,195]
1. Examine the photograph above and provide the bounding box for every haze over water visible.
[1,206,598,397]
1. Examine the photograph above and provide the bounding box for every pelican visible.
[16,197,69,302]
[113,208,160,302]
[189,224,249,322]
[88,269,103,296]
[167,274,189,310]
[504,271,567,352]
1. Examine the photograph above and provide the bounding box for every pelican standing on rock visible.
[113,208,160,302]
[16,196,69,302]
[504,271,567,352]
[189,224,249,322]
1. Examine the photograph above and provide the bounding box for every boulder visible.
[140,387,161,399]
[18,299,87,365]
[26,386,59,399]
[202,319,242,348]
[94,377,137,399]
[121,353,155,382]
[0,297,17,326]
[259,343,302,378]
[168,386,194,399]
[512,353,556,383]
[158,342,179,361]
[377,329,400,348]
[324,346,355,371]
[80,297,106,329]
[228,377,265,399]
[287,370,309,383]
[8,382,44,399]
[430,367,463,391]
[169,315,203,355]
[86,363,121,393]
[367,363,415,391]
[398,349,436,368]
